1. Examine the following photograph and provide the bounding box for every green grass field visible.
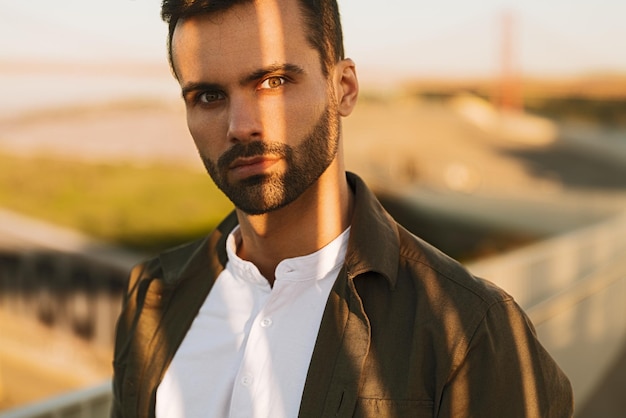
[0,153,233,252]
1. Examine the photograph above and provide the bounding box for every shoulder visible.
[396,223,512,303]
[389,225,539,371]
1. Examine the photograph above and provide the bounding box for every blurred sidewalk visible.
[0,308,111,411]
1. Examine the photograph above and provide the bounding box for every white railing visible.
[0,381,111,418]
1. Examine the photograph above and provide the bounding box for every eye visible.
[197,91,225,104]
[259,76,286,90]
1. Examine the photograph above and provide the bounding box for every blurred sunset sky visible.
[2,0,626,80]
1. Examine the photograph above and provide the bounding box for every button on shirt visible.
[156,226,351,418]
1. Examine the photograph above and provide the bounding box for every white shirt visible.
[155,226,350,418]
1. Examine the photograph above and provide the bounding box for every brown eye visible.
[260,76,286,89]
[198,91,224,103]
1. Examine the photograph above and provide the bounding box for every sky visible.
[3,0,626,80]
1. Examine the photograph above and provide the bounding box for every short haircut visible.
[161,0,345,77]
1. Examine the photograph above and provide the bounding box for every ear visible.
[333,58,359,117]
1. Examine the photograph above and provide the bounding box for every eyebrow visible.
[181,63,306,98]
[241,63,305,85]
[181,82,221,99]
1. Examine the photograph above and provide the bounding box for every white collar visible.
[225,225,351,285]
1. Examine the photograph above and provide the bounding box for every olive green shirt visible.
[111,173,573,417]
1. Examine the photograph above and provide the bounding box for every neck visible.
[235,160,353,286]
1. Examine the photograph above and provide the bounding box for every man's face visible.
[171,0,341,215]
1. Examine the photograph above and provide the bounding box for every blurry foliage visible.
[0,153,233,252]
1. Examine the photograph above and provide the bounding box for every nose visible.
[227,94,263,143]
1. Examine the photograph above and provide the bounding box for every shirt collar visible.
[158,173,400,289]
[344,172,400,288]
[159,211,236,285]
[225,225,351,285]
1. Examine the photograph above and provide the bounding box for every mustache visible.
[217,141,291,171]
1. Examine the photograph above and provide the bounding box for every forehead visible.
[171,0,318,81]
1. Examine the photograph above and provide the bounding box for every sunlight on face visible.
[202,104,339,214]
[171,0,338,215]
[255,0,287,145]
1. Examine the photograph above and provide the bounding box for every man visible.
[111,0,574,416]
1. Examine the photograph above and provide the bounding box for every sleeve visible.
[438,299,574,417]
[110,261,155,418]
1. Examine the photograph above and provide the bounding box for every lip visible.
[229,155,281,178]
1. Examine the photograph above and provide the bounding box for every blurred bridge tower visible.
[495,10,524,113]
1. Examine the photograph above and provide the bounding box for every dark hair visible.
[161,0,345,77]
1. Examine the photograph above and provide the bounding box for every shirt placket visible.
[229,280,273,418]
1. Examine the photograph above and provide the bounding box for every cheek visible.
[279,96,328,141]
[186,111,227,158]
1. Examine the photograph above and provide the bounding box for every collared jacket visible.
[111,173,573,417]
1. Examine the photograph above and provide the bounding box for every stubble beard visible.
[201,105,340,215]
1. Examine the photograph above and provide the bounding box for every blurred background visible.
[1,1,625,416]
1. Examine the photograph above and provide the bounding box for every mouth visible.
[228,155,281,179]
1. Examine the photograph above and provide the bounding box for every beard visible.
[201,104,340,215]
